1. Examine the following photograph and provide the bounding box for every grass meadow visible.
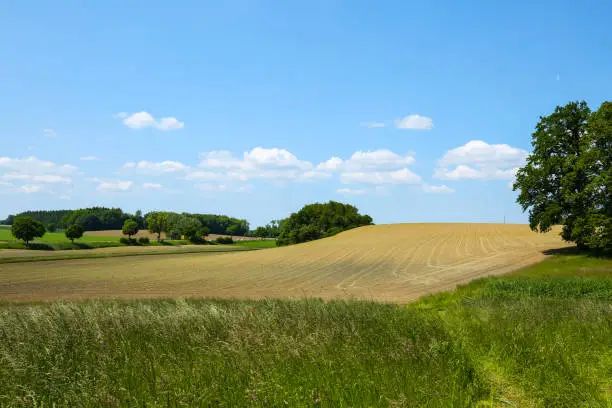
[0,228,274,253]
[0,253,610,407]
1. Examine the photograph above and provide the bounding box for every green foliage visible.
[277,201,373,246]
[3,210,70,228]
[10,217,46,247]
[138,237,150,245]
[515,101,612,250]
[64,224,84,243]
[121,219,139,238]
[119,237,137,245]
[146,212,169,242]
[47,222,57,232]
[215,236,234,244]
[252,219,284,238]
[195,214,249,236]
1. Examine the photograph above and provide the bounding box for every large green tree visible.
[11,217,46,248]
[514,101,611,250]
[122,219,139,239]
[65,224,84,243]
[277,201,373,246]
[146,212,168,242]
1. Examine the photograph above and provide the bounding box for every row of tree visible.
[9,217,85,247]
[1,208,249,236]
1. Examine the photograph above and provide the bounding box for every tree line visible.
[1,208,249,236]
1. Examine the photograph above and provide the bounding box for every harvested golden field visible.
[0,223,569,302]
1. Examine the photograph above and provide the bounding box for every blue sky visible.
[1,0,610,227]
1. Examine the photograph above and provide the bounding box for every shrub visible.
[138,237,150,245]
[215,236,234,244]
[120,237,138,245]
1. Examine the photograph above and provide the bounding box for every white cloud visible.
[394,114,433,130]
[337,187,366,196]
[90,179,133,192]
[360,122,386,128]
[0,156,76,192]
[80,156,100,161]
[21,185,42,193]
[434,140,527,181]
[123,160,188,174]
[142,182,162,189]
[422,184,455,194]
[43,129,56,137]
[344,150,415,171]
[0,156,77,176]
[197,147,315,181]
[340,168,421,185]
[299,170,332,182]
[198,183,252,193]
[316,157,343,171]
[116,111,184,131]
[184,170,226,181]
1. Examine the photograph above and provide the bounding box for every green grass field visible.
[233,239,277,249]
[0,229,120,243]
[0,252,609,407]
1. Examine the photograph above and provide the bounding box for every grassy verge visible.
[0,245,258,264]
[0,253,610,407]
[233,239,277,249]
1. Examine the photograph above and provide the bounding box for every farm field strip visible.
[0,223,569,302]
[0,244,254,264]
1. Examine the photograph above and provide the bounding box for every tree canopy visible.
[11,217,46,247]
[1,208,250,236]
[514,101,611,251]
[277,201,373,246]
[122,220,139,238]
[65,224,84,243]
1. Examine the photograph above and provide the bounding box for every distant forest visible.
[0,208,250,236]
[1,201,374,244]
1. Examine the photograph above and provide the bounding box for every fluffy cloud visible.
[340,168,421,185]
[434,140,528,181]
[394,114,433,130]
[142,182,162,189]
[198,183,252,193]
[87,178,133,192]
[116,111,184,131]
[21,184,43,193]
[337,188,366,196]
[0,157,77,194]
[80,156,100,161]
[316,150,415,173]
[422,184,455,194]
[123,160,188,174]
[197,147,315,181]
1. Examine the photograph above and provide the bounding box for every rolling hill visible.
[0,223,569,302]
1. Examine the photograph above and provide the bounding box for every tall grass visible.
[0,254,610,407]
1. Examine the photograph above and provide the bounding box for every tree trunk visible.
[158,231,161,242]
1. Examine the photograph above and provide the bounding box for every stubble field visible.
[0,223,568,302]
